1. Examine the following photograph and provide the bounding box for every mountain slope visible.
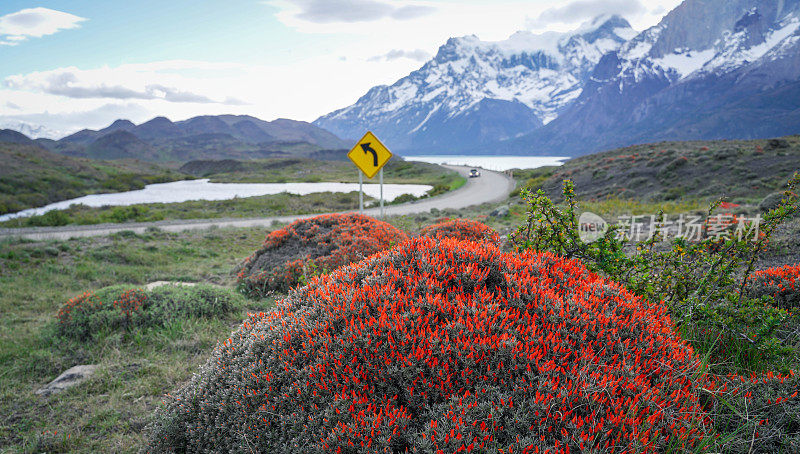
[315,15,636,153]
[48,115,349,162]
[0,129,37,145]
[500,0,800,156]
[0,141,183,215]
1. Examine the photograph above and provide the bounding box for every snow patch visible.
[654,48,716,78]
[748,17,800,60]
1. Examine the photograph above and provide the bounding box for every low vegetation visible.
[419,218,501,246]
[512,176,800,451]
[0,143,185,216]
[2,137,799,452]
[237,213,408,296]
[1,157,464,228]
[1,191,373,228]
[747,264,800,309]
[513,136,800,205]
[149,237,707,453]
[57,284,246,341]
[182,157,463,187]
[0,227,268,452]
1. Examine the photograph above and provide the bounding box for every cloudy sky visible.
[0,0,681,138]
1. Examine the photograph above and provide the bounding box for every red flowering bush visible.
[747,264,800,309]
[149,238,709,453]
[237,213,408,297]
[56,284,245,340]
[420,218,501,246]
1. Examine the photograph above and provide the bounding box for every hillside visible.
[517,136,800,204]
[179,157,461,187]
[498,0,800,156]
[316,0,800,156]
[0,143,186,215]
[32,115,349,163]
[315,15,634,152]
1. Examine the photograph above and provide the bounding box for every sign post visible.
[358,170,363,213]
[347,131,393,218]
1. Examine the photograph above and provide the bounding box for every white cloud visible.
[0,7,86,45]
[4,64,248,105]
[367,48,431,62]
[527,0,647,28]
[267,0,435,24]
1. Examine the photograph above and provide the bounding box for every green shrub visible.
[511,176,800,451]
[511,176,800,374]
[56,284,246,340]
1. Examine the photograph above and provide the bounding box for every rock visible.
[759,192,788,213]
[490,205,510,218]
[766,138,790,149]
[144,281,198,291]
[36,364,98,396]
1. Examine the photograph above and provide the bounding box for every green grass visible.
[0,191,376,228]
[1,158,464,228]
[515,136,800,206]
[0,143,186,216]
[0,227,273,453]
[192,157,463,187]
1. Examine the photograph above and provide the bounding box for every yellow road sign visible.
[347,131,392,179]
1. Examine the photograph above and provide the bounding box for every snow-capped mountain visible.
[502,0,800,156]
[0,120,64,140]
[315,15,636,153]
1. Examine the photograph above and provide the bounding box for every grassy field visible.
[1,137,798,452]
[513,135,800,205]
[1,158,463,228]
[0,226,273,452]
[181,157,462,186]
[0,192,376,228]
[0,144,186,216]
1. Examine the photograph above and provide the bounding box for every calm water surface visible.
[0,179,433,221]
[404,155,567,171]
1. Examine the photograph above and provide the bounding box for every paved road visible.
[0,165,515,241]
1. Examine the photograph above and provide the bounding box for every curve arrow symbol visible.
[361,143,378,166]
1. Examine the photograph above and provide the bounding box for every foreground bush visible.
[512,177,799,373]
[56,284,245,340]
[419,218,501,246]
[748,264,800,309]
[149,238,707,453]
[237,213,408,297]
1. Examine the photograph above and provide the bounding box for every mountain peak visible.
[576,14,636,42]
[315,15,637,151]
[109,119,135,128]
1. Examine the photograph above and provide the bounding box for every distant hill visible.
[0,129,38,146]
[44,114,349,162]
[0,143,185,216]
[86,130,157,160]
[521,136,800,204]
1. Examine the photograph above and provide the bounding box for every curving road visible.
[0,165,515,241]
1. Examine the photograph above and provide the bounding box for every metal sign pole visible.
[379,168,384,218]
[358,170,363,214]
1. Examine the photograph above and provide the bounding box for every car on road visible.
[469,168,481,178]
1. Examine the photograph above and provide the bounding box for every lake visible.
[0,179,433,221]
[403,155,568,171]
